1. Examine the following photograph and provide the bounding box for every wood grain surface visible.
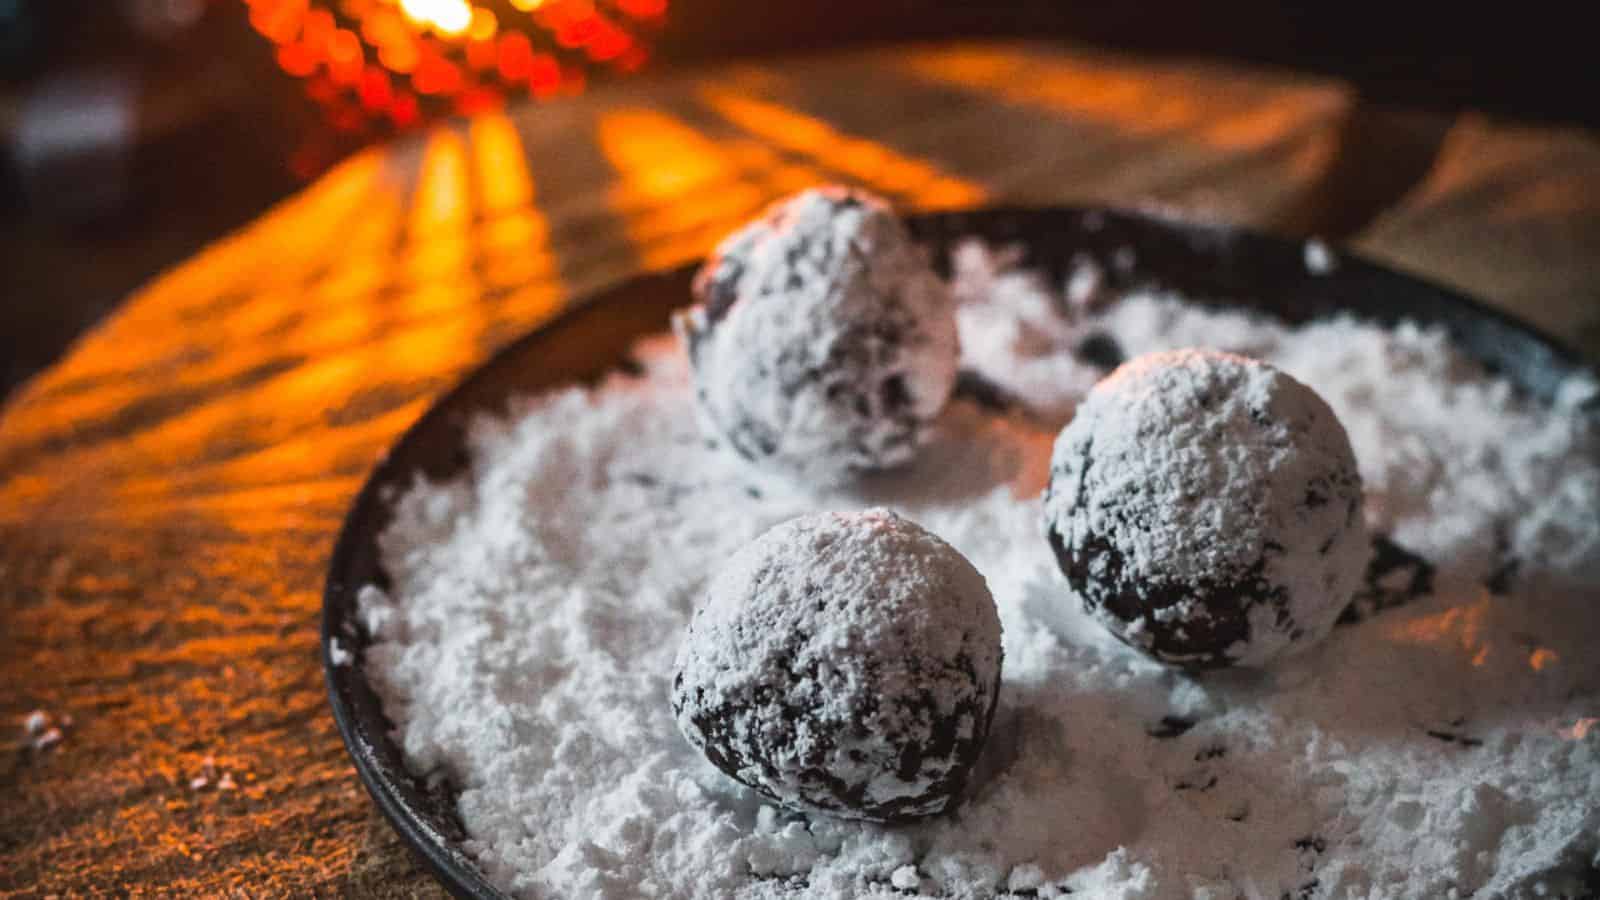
[2,40,1597,898]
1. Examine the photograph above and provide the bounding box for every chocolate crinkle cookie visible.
[671,509,1003,823]
[672,187,959,482]
[1043,349,1369,670]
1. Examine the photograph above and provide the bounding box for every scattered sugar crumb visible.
[328,636,352,667]
[1304,237,1336,275]
[890,865,920,890]
[191,755,219,791]
[1065,253,1104,311]
[22,709,70,751]
[33,728,62,751]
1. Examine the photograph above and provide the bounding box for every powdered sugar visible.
[328,636,353,666]
[23,710,48,736]
[1304,238,1337,275]
[357,244,1600,899]
[19,708,70,752]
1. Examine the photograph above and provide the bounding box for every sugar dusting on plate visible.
[357,241,1600,899]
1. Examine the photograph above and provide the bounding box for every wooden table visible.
[2,41,1597,897]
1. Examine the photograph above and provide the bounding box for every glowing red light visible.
[413,57,463,95]
[246,0,668,140]
[617,46,648,72]
[302,7,335,44]
[379,36,421,73]
[391,92,421,127]
[496,32,534,80]
[528,54,562,91]
[588,28,630,62]
[277,42,320,77]
[359,68,394,110]
[253,0,308,45]
[362,9,410,47]
[465,38,497,71]
[614,0,666,17]
[327,29,362,65]
[455,87,504,116]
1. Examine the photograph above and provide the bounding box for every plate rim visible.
[321,204,1598,900]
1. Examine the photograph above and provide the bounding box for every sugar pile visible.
[356,241,1600,899]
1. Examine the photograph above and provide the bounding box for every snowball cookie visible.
[671,187,959,482]
[671,509,1003,823]
[1043,349,1368,670]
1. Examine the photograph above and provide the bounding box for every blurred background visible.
[0,0,1587,399]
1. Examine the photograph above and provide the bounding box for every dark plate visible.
[321,206,1597,900]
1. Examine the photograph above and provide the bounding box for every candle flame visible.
[399,0,473,36]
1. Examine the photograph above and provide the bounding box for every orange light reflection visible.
[470,113,562,316]
[8,148,387,404]
[598,108,812,269]
[900,46,1344,154]
[1382,595,1493,666]
[0,110,577,532]
[697,87,986,210]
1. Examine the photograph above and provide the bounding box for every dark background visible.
[1,0,1590,399]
